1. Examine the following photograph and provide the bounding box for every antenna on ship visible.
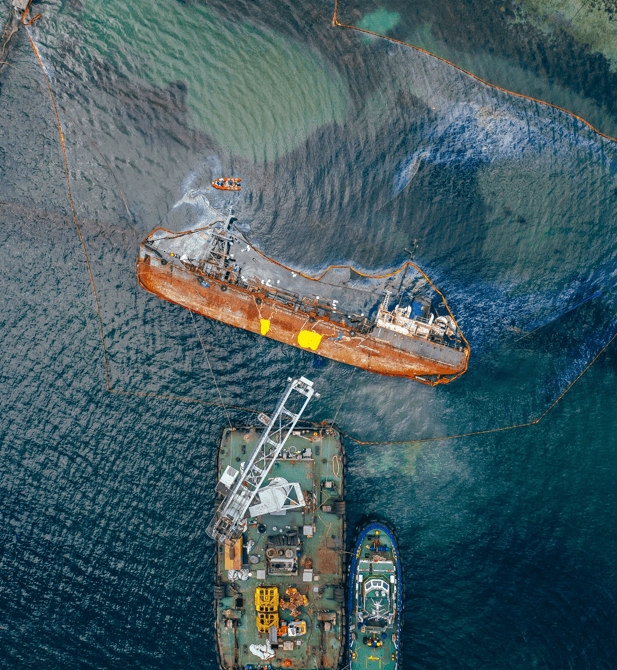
[395,239,419,299]
[207,377,320,546]
[224,205,233,227]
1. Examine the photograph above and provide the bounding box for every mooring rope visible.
[326,366,357,438]
[188,307,233,428]
[23,20,112,396]
[59,107,140,251]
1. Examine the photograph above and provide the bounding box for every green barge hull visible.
[213,426,346,670]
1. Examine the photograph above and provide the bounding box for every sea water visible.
[0,0,616,667]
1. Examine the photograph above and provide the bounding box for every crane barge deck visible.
[209,378,346,670]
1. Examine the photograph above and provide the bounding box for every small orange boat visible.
[212,177,241,191]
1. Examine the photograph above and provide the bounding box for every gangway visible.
[207,377,319,545]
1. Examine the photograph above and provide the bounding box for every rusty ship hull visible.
[136,197,469,382]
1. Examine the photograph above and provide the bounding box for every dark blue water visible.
[1,0,616,667]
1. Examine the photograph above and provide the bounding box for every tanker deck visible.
[137,196,469,384]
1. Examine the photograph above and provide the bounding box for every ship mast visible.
[206,377,319,546]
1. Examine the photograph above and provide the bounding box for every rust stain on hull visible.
[137,255,469,381]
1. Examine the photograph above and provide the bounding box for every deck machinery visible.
[207,377,318,546]
[348,523,402,670]
[209,378,347,670]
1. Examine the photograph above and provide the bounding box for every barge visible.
[209,377,346,669]
[136,197,469,383]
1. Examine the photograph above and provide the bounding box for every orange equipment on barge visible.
[136,201,469,384]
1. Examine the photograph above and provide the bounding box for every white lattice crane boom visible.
[207,377,319,545]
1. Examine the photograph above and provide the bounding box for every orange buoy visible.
[212,177,241,191]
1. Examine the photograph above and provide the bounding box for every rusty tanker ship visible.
[136,196,469,383]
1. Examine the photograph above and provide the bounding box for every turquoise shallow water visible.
[1,0,616,667]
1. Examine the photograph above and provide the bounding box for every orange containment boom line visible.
[331,0,617,147]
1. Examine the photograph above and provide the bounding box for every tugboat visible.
[209,377,346,670]
[212,177,241,191]
[348,522,402,670]
[136,200,469,384]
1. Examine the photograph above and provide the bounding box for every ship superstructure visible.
[348,522,402,670]
[210,377,346,669]
[137,197,469,383]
